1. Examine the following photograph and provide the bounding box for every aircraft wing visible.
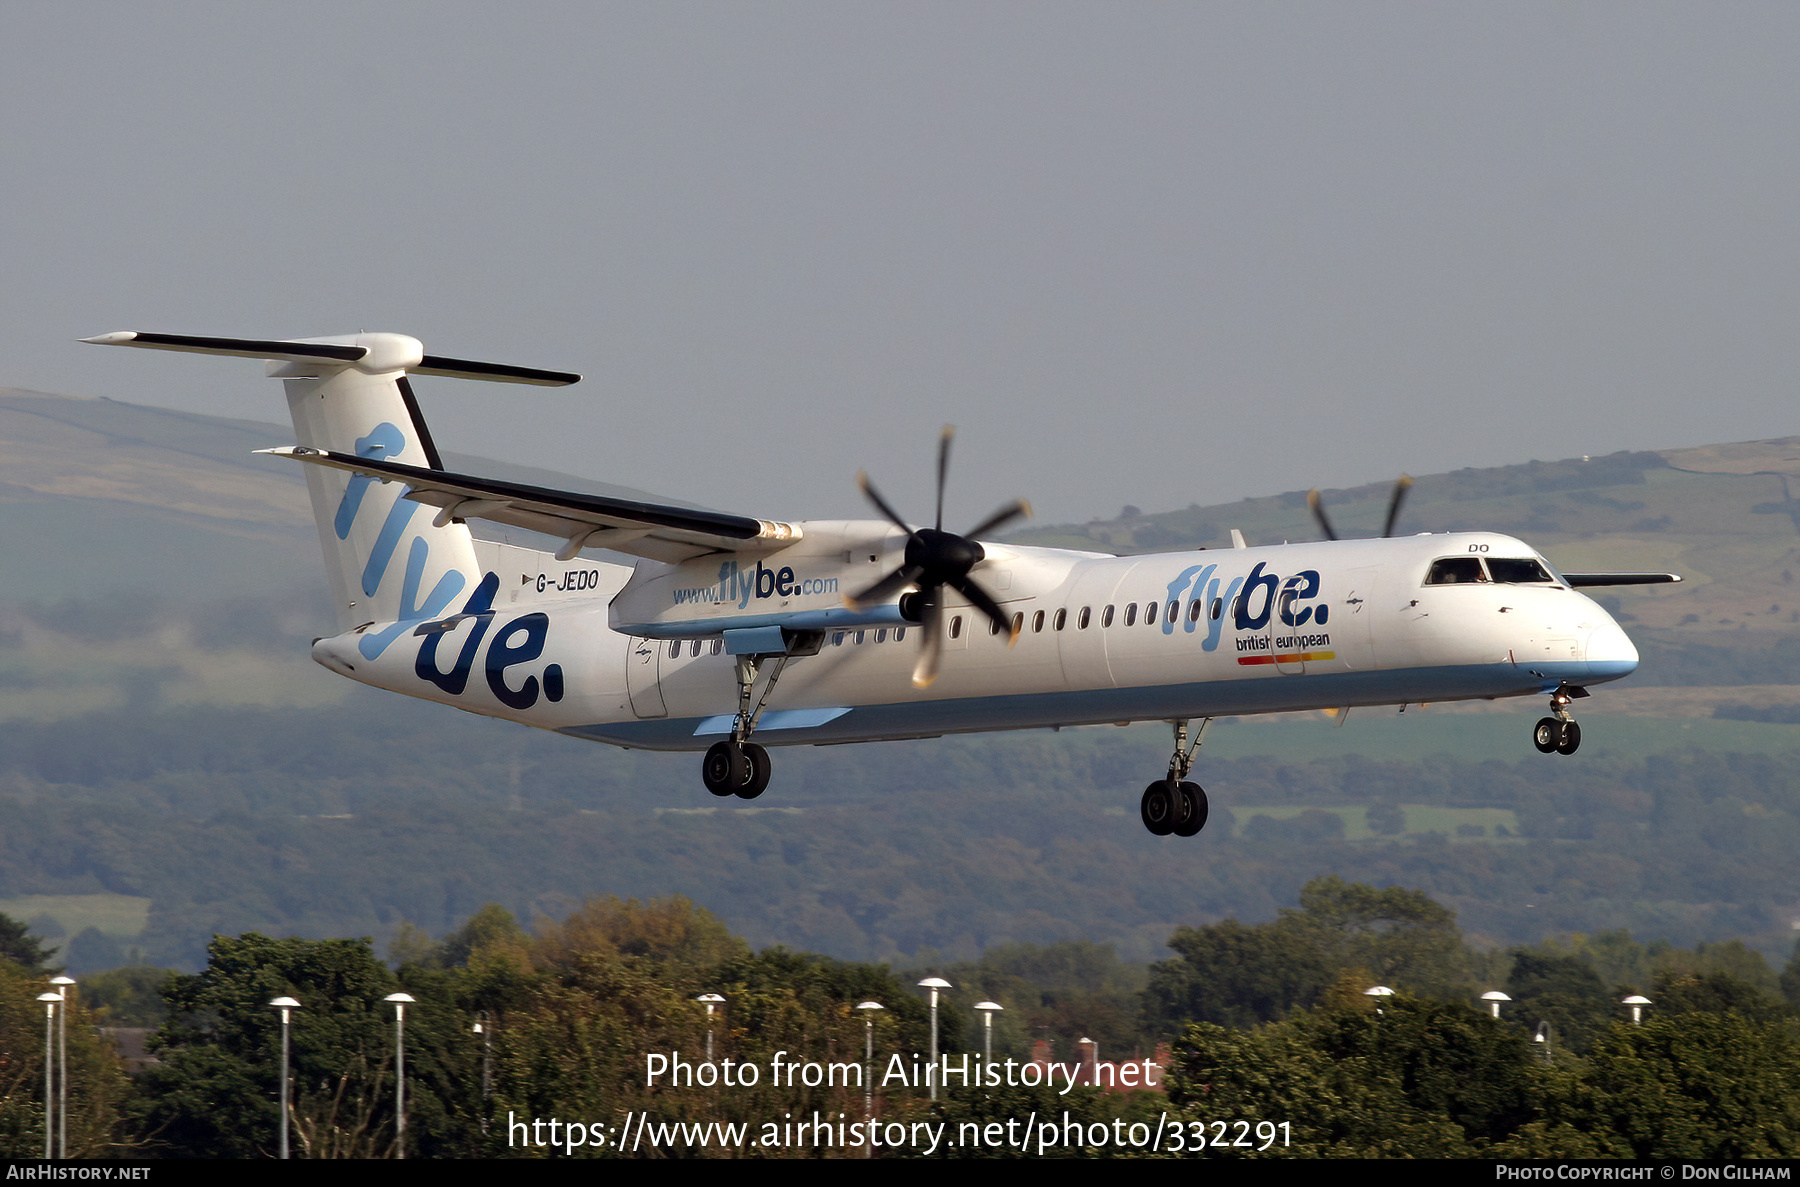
[1562,572,1682,587]
[261,446,801,563]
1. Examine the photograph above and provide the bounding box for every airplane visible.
[84,330,1680,837]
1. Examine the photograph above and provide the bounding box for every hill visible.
[3,387,1799,971]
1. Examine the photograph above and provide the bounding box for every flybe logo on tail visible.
[414,572,566,710]
[671,561,839,608]
[334,422,466,660]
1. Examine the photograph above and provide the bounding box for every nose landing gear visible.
[1142,719,1212,837]
[1533,684,1586,756]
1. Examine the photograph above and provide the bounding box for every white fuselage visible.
[310,526,1638,752]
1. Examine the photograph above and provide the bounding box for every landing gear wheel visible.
[1556,720,1581,756]
[1172,781,1209,837]
[702,741,750,796]
[1533,718,1560,754]
[738,743,772,799]
[1140,781,1175,836]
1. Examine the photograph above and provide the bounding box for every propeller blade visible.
[857,471,914,536]
[935,425,954,533]
[845,563,924,611]
[1306,489,1338,541]
[963,498,1033,542]
[911,589,944,687]
[1382,475,1414,538]
[949,575,1017,645]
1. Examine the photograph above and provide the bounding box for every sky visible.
[5,3,1797,527]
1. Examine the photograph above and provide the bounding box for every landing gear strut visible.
[1141,719,1212,837]
[1533,683,1585,756]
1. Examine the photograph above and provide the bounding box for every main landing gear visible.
[699,644,809,800]
[1142,718,1212,837]
[1532,683,1586,756]
[703,739,771,799]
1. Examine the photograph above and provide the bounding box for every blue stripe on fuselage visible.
[558,661,1623,751]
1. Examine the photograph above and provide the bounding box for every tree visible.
[0,960,129,1157]
[1531,1014,1800,1158]
[131,934,471,1158]
[1145,877,1469,1032]
[1504,949,1613,1056]
[0,913,58,975]
[1168,991,1539,1157]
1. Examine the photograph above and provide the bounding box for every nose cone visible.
[1583,617,1639,683]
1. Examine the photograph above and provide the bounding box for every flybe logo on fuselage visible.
[1160,560,1330,652]
[671,560,839,609]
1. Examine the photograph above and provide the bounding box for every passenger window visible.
[1078,606,1091,629]
[875,628,887,643]
[1124,603,1138,627]
[832,631,845,646]
[690,639,701,657]
[1425,558,1488,585]
[1053,608,1067,631]
[1188,599,1202,623]
[1145,602,1157,625]
[1011,612,1024,637]
[855,630,866,644]
[1102,605,1115,628]
[895,627,906,641]
[1032,610,1045,633]
[1210,598,1222,621]
[711,638,722,656]
[669,641,681,658]
[1168,600,1179,624]
[949,615,963,640]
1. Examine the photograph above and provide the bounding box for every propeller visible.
[1307,474,1413,541]
[845,426,1031,688]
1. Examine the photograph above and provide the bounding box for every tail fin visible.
[83,332,578,641]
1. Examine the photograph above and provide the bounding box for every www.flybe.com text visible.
[671,561,838,608]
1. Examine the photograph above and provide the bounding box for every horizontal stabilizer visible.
[1563,572,1682,587]
[83,331,579,386]
[260,446,802,564]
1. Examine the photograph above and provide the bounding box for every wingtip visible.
[81,331,137,346]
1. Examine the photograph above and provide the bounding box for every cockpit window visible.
[1425,557,1487,585]
[1487,557,1554,584]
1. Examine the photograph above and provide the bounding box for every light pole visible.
[974,1001,1003,1065]
[918,978,950,1102]
[697,993,725,1060]
[856,1001,883,1157]
[50,976,73,1158]
[384,993,415,1159]
[36,992,59,1159]
[1480,991,1511,1019]
[270,997,301,1159]
[1622,995,1651,1025]
[473,1014,492,1124]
